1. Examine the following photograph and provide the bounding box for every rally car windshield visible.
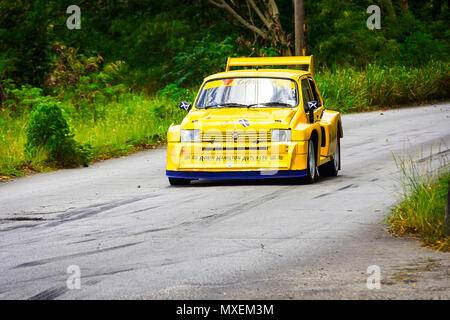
[195,78,298,109]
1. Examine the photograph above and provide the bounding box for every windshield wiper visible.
[202,102,293,109]
[203,104,221,109]
[248,102,294,108]
[203,103,250,109]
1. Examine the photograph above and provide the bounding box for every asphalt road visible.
[0,103,449,300]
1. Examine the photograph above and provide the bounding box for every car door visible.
[307,77,325,122]
[307,77,337,157]
[300,78,315,123]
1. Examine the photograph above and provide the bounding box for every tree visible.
[208,0,292,55]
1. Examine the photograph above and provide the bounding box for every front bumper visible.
[166,169,308,180]
[166,141,309,179]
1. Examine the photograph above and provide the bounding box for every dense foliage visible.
[1,0,448,93]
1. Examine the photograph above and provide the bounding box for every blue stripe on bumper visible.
[166,170,308,180]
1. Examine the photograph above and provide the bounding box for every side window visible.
[301,79,314,113]
[308,78,322,107]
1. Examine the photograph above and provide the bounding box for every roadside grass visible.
[69,93,187,158]
[388,149,450,251]
[0,61,449,177]
[315,61,450,113]
[0,93,188,178]
[0,115,50,177]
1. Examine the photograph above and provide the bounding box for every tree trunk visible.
[382,0,397,19]
[399,0,409,13]
[294,0,305,56]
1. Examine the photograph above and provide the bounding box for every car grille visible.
[201,131,271,143]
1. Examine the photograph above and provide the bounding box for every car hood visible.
[182,108,296,130]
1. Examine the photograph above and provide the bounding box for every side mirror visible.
[179,101,192,111]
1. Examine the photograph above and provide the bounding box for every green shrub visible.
[163,35,237,86]
[26,103,91,167]
[46,44,129,121]
[157,83,194,102]
[154,84,196,120]
[1,79,53,114]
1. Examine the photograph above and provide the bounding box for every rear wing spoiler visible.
[225,56,313,75]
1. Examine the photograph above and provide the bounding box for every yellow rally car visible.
[166,56,343,185]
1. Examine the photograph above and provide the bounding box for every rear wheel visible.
[168,177,191,186]
[304,139,316,184]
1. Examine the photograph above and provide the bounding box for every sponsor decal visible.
[238,119,250,127]
[180,101,190,110]
[307,101,317,109]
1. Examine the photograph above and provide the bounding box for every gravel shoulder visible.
[151,222,449,300]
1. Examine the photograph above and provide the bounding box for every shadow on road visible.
[169,175,340,187]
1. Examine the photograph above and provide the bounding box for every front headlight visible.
[271,129,291,142]
[180,129,200,142]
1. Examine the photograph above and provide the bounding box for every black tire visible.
[304,139,316,184]
[168,177,191,186]
[319,137,340,177]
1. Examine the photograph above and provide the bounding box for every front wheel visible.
[319,137,340,177]
[304,139,316,184]
[168,177,191,186]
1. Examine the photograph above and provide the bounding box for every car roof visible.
[204,69,310,81]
